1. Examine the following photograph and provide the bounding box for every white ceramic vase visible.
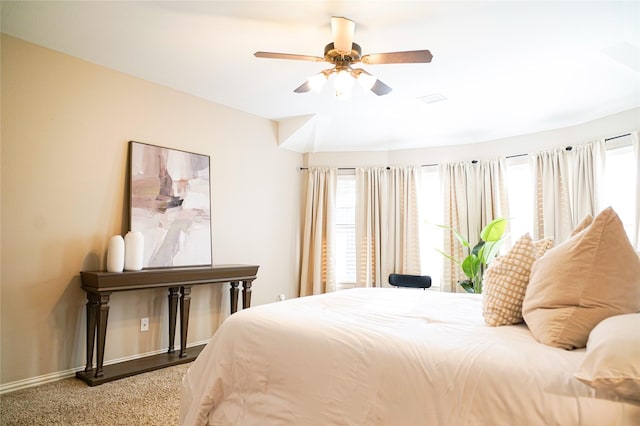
[106,235,125,272]
[124,231,144,271]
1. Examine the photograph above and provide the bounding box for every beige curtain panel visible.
[299,167,337,296]
[532,141,606,244]
[531,148,573,243]
[355,167,386,287]
[570,141,606,226]
[355,167,422,287]
[387,167,422,277]
[440,158,510,293]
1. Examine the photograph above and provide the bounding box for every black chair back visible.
[388,273,432,289]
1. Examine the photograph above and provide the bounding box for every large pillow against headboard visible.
[522,207,640,350]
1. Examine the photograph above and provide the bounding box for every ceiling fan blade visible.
[351,68,392,96]
[362,50,433,65]
[254,52,324,62]
[294,81,312,93]
[371,79,392,96]
[331,17,355,53]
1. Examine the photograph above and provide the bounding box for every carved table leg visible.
[168,287,179,353]
[84,292,100,372]
[242,280,253,309]
[94,292,111,378]
[230,281,239,314]
[179,286,191,358]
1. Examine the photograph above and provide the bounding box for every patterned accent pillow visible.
[483,233,542,326]
[533,237,554,257]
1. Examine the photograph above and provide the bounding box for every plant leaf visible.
[477,243,486,264]
[436,224,470,248]
[459,280,475,293]
[461,255,480,279]
[483,239,505,264]
[434,248,461,266]
[471,241,484,257]
[481,217,508,242]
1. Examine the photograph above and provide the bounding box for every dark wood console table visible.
[76,264,259,386]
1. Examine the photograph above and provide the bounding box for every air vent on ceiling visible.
[418,93,447,104]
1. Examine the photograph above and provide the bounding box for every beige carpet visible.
[0,363,190,425]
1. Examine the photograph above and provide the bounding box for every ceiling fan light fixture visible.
[356,71,377,91]
[307,72,328,92]
[334,69,355,92]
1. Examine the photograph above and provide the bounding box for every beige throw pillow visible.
[522,207,640,349]
[570,214,593,237]
[575,313,640,401]
[483,234,553,327]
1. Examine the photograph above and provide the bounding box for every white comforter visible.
[180,288,640,425]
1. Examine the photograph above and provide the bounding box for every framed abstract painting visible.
[129,141,212,268]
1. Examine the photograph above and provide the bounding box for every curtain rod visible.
[504,145,572,161]
[299,133,632,170]
[501,132,631,162]
[605,133,631,142]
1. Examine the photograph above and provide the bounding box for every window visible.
[419,167,443,289]
[506,156,534,241]
[335,173,356,288]
[603,142,635,244]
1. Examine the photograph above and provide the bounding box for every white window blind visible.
[335,174,356,288]
[419,167,443,289]
[506,156,534,240]
[603,143,635,242]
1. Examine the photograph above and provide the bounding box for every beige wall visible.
[0,34,302,386]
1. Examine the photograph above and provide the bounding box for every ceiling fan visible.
[254,17,433,99]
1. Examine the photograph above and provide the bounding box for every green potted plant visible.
[437,217,508,293]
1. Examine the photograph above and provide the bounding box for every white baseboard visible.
[0,340,209,395]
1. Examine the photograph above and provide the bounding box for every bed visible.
[179,288,640,425]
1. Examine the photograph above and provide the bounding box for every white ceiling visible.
[2,1,639,153]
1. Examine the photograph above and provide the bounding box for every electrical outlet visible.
[140,317,149,332]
